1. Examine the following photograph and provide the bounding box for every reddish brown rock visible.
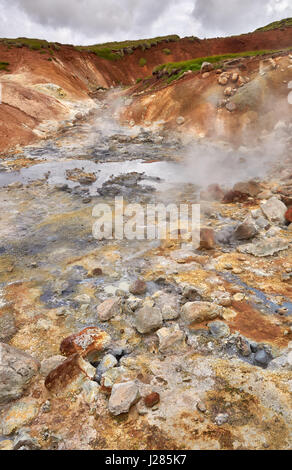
[60,327,111,361]
[199,228,215,250]
[129,279,147,295]
[200,184,225,201]
[285,207,292,223]
[44,354,95,395]
[144,392,160,408]
[223,190,249,203]
[233,180,261,197]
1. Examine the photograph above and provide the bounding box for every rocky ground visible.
[0,91,291,450]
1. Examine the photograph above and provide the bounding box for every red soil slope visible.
[0,26,291,151]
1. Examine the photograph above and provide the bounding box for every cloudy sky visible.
[0,0,291,45]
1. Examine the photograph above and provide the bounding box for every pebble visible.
[144,392,160,408]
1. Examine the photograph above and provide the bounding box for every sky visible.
[0,0,291,45]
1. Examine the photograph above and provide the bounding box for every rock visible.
[237,337,252,357]
[285,207,292,223]
[208,321,230,338]
[1,399,39,435]
[144,392,160,408]
[60,327,111,361]
[211,291,232,307]
[202,72,210,79]
[97,297,121,321]
[254,349,271,367]
[13,429,40,450]
[196,401,207,413]
[200,183,225,201]
[224,87,233,96]
[226,102,237,112]
[161,304,179,320]
[45,354,96,395]
[233,180,261,197]
[0,439,13,450]
[40,355,67,377]
[170,249,199,263]
[96,353,118,380]
[156,325,185,352]
[231,73,239,82]
[0,311,17,342]
[215,413,229,425]
[100,366,130,392]
[129,280,147,295]
[176,116,185,125]
[135,304,163,334]
[0,343,40,405]
[223,190,249,203]
[199,228,215,250]
[234,216,258,240]
[201,62,214,73]
[108,381,139,415]
[89,267,103,277]
[233,293,245,301]
[181,302,222,324]
[74,293,91,304]
[260,197,287,225]
[218,74,229,85]
[237,237,289,257]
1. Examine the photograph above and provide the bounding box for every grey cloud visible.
[2,0,176,38]
[193,0,292,36]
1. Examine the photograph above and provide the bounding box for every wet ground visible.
[0,100,291,450]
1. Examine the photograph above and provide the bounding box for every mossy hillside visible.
[153,48,291,83]
[256,18,292,32]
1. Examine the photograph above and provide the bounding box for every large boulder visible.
[0,343,40,405]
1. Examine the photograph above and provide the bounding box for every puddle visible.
[0,159,194,195]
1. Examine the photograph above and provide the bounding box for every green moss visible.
[256,17,292,32]
[75,35,180,61]
[139,57,147,67]
[163,48,171,55]
[0,61,9,71]
[153,48,291,82]
[136,78,142,83]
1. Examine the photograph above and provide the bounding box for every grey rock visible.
[0,312,17,342]
[260,197,287,225]
[234,216,258,240]
[237,237,289,257]
[254,349,271,367]
[96,353,118,380]
[135,304,163,334]
[201,61,214,73]
[108,381,139,415]
[97,297,120,321]
[208,321,230,338]
[13,428,40,450]
[0,343,40,405]
[215,413,229,425]
[40,355,66,377]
